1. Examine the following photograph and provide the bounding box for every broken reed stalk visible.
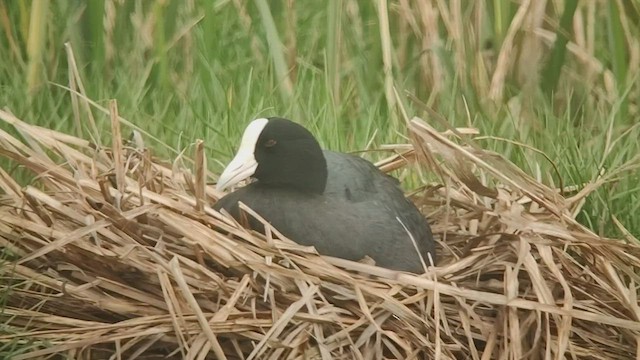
[0,108,639,359]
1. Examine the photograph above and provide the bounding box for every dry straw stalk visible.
[1,108,639,359]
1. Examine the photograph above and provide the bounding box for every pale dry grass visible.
[1,106,639,359]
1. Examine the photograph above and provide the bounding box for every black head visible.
[216,117,328,194]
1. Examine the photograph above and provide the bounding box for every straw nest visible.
[1,107,639,360]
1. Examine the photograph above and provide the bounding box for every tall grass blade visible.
[376,0,395,111]
[152,0,169,87]
[84,0,105,68]
[25,0,49,95]
[0,2,25,66]
[254,0,293,102]
[326,0,342,105]
[606,0,629,123]
[541,0,578,97]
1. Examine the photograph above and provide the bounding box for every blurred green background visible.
[0,0,638,239]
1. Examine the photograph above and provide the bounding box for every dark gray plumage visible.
[213,117,436,272]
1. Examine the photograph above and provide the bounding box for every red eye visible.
[265,139,277,147]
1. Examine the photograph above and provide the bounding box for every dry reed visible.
[1,107,639,359]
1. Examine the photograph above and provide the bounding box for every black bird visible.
[213,117,436,272]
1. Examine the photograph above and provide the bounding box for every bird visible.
[213,117,436,272]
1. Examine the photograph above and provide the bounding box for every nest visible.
[1,107,639,360]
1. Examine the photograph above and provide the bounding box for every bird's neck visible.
[261,150,327,194]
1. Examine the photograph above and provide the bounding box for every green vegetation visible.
[0,1,638,238]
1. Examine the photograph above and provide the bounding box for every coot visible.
[213,117,436,272]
